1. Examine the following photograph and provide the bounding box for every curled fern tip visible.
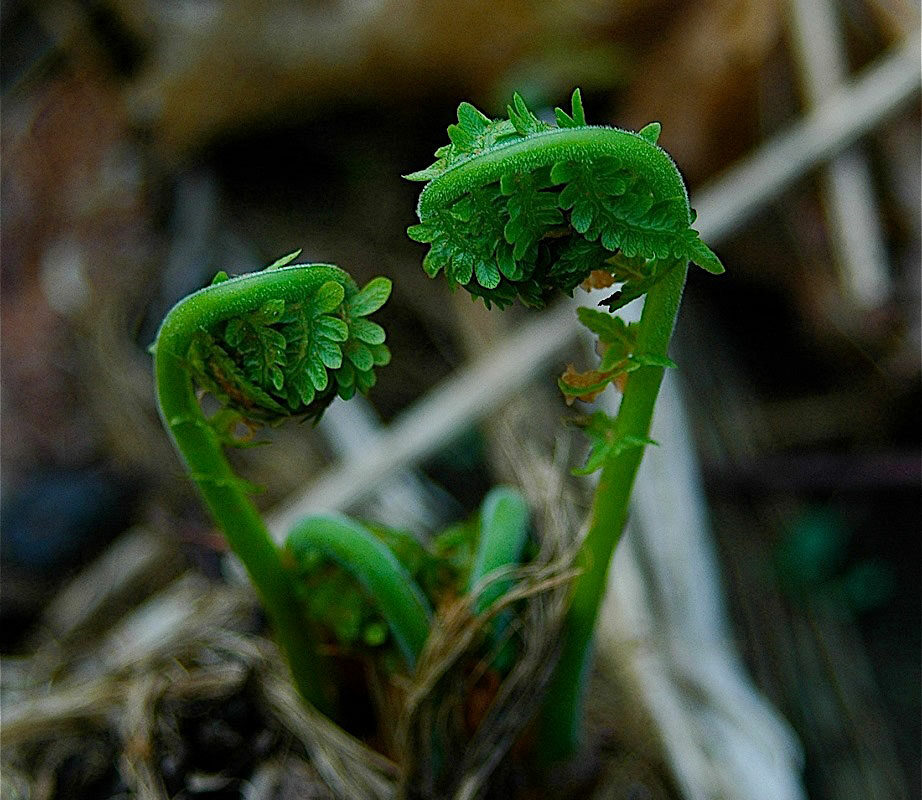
[407,89,723,309]
[158,259,392,431]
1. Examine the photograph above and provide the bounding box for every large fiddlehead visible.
[407,89,721,310]
[407,90,724,759]
[153,254,403,711]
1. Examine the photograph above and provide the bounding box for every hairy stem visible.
[538,261,688,759]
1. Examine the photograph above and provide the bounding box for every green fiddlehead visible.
[468,486,530,617]
[153,255,394,711]
[283,488,532,674]
[407,91,723,759]
[286,515,434,670]
[407,89,721,309]
[181,252,392,426]
[467,487,531,674]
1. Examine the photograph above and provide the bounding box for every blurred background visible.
[1,1,919,798]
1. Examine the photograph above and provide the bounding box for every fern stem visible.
[154,266,351,713]
[538,261,688,759]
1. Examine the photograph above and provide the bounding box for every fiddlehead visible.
[286,515,433,671]
[467,487,530,617]
[181,252,392,428]
[407,91,723,760]
[153,254,392,712]
[407,89,722,310]
[282,488,531,673]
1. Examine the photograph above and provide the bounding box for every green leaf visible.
[576,307,635,348]
[547,238,610,294]
[412,184,507,290]
[549,160,580,184]
[554,157,631,246]
[315,281,346,314]
[221,310,288,400]
[571,411,659,475]
[287,368,316,407]
[349,277,392,316]
[265,250,302,270]
[407,102,522,181]
[404,165,446,182]
[336,359,355,384]
[187,331,288,420]
[307,353,329,391]
[554,88,586,128]
[685,236,725,274]
[457,101,491,134]
[501,170,562,260]
[315,338,343,369]
[407,223,438,243]
[369,343,391,366]
[281,305,341,410]
[637,122,661,144]
[474,257,501,288]
[315,316,349,342]
[602,259,683,312]
[355,366,377,393]
[507,93,550,136]
[496,241,522,281]
[345,341,374,372]
[350,318,386,345]
[448,102,492,149]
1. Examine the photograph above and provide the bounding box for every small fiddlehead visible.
[286,515,433,670]
[181,252,392,426]
[467,487,531,674]
[407,91,723,760]
[153,255,393,712]
[283,488,531,673]
[467,487,530,617]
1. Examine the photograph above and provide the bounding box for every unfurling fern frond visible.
[177,256,392,429]
[152,255,393,712]
[407,89,723,309]
[404,90,726,761]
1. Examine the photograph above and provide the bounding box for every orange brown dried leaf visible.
[581,270,616,291]
[560,364,608,405]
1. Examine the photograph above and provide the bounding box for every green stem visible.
[154,266,349,713]
[538,261,688,759]
[286,515,433,669]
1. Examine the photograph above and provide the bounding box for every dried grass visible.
[1,424,587,800]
